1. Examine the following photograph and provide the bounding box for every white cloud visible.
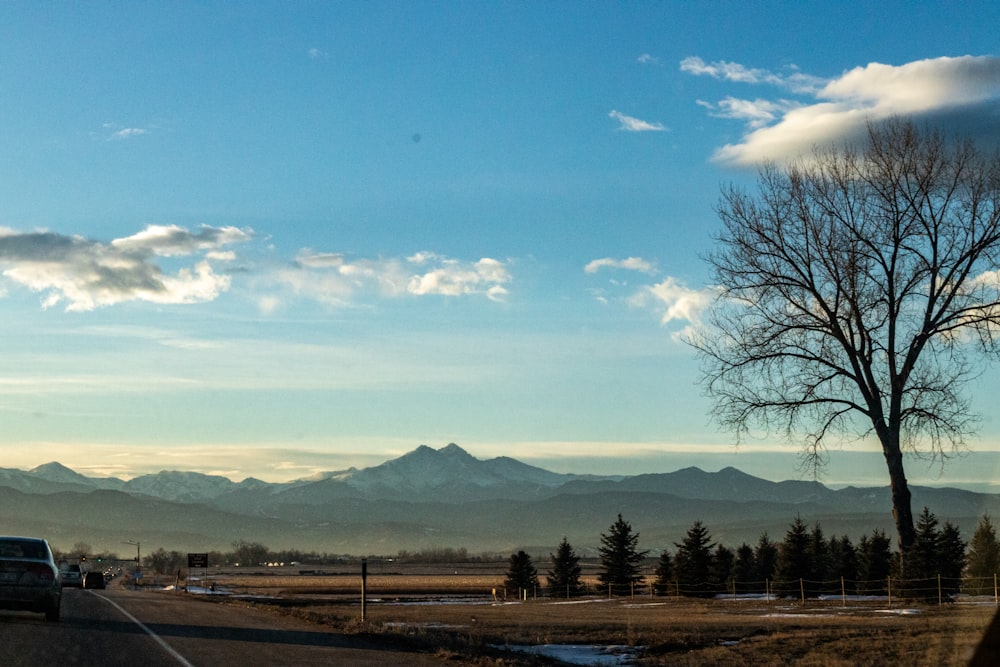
[0,225,250,311]
[629,276,717,335]
[680,56,825,94]
[584,257,655,274]
[101,123,150,140]
[609,110,666,132]
[686,55,1000,166]
[637,53,660,65]
[698,97,800,129]
[112,224,251,256]
[272,251,512,306]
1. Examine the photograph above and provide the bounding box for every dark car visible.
[0,536,62,621]
[82,571,105,589]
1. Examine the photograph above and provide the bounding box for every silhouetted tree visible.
[504,550,539,597]
[734,543,756,594]
[652,550,673,596]
[753,533,779,592]
[231,540,269,567]
[776,516,811,597]
[938,521,966,599]
[710,544,736,594]
[806,524,831,596]
[905,507,942,600]
[966,515,1000,595]
[857,529,894,595]
[597,514,648,596]
[828,535,858,586]
[547,537,583,598]
[693,119,1000,551]
[673,520,715,597]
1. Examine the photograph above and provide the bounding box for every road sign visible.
[188,552,209,568]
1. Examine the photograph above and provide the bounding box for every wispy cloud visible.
[269,250,512,309]
[101,123,149,140]
[685,55,1000,166]
[307,47,328,60]
[637,53,660,65]
[680,56,825,94]
[584,257,714,336]
[609,110,666,132]
[584,257,655,274]
[0,225,251,311]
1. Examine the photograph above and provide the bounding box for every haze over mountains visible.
[2,444,998,556]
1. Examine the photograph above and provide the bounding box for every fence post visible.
[800,578,805,605]
[995,573,998,608]
[887,576,892,610]
[841,576,846,607]
[765,578,770,603]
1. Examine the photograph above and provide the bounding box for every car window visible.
[0,539,43,559]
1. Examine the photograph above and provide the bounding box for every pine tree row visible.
[502,510,1000,601]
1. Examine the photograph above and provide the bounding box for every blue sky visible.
[2,1,1000,488]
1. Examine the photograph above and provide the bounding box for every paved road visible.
[2,586,447,666]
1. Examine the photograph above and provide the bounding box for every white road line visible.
[93,592,196,667]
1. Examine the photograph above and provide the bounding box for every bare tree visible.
[692,119,1000,551]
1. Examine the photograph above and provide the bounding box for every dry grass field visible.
[180,565,999,665]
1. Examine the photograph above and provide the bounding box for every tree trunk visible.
[882,439,915,555]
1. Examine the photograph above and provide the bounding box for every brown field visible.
[178,565,999,665]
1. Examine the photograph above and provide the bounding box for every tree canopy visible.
[694,118,1000,550]
[597,513,648,595]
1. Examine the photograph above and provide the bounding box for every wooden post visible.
[888,576,892,610]
[938,573,942,605]
[799,578,805,605]
[360,558,367,622]
[994,573,997,608]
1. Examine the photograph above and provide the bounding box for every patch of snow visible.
[496,644,640,666]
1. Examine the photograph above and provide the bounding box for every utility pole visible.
[123,540,140,587]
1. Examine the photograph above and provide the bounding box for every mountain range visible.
[2,443,998,556]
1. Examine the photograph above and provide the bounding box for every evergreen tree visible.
[546,537,583,598]
[753,533,779,593]
[652,550,673,596]
[905,507,941,600]
[938,521,966,599]
[806,524,831,596]
[966,515,1000,595]
[597,514,648,596]
[828,535,858,589]
[734,543,756,594]
[775,516,811,597]
[710,544,735,595]
[857,529,893,595]
[504,550,539,598]
[673,520,715,597]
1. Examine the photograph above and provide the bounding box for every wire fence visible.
[571,574,1000,606]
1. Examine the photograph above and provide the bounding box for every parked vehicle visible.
[0,536,62,621]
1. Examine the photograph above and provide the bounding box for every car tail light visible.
[20,563,55,583]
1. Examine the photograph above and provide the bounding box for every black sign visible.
[187,552,208,568]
